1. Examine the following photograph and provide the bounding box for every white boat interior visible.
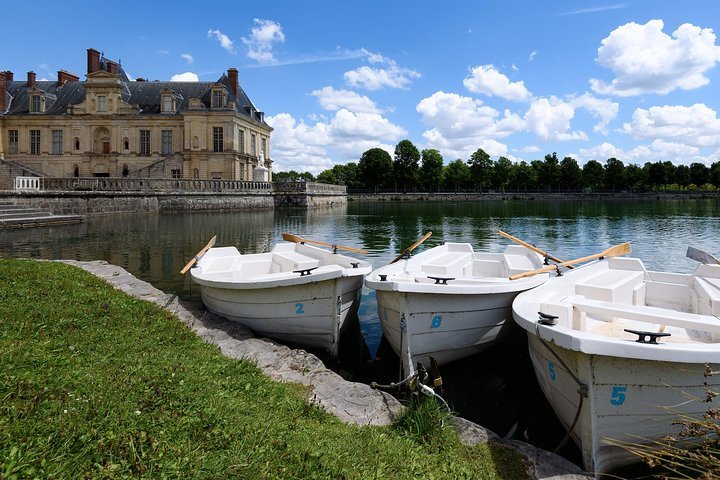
[192,241,371,288]
[515,257,720,362]
[366,243,547,293]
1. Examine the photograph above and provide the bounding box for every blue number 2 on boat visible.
[610,385,627,405]
[431,315,442,329]
[548,361,556,381]
[295,303,304,315]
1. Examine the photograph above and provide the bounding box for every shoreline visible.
[349,191,720,202]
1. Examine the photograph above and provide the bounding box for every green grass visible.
[0,259,528,479]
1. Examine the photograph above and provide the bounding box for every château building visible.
[0,48,272,183]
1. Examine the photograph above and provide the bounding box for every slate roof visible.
[2,73,268,126]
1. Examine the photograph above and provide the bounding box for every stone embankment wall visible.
[350,191,720,201]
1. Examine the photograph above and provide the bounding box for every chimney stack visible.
[27,71,36,88]
[87,48,100,74]
[57,70,79,85]
[2,70,13,82]
[227,68,238,97]
[106,61,118,75]
[0,72,6,112]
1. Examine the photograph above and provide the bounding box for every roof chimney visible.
[227,68,238,97]
[87,48,100,74]
[0,73,6,112]
[57,70,79,85]
[107,61,118,75]
[27,71,36,88]
[2,70,13,82]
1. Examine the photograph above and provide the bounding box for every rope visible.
[534,321,588,453]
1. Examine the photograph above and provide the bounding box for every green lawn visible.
[0,259,528,479]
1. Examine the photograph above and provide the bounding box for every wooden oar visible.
[497,230,573,269]
[390,231,433,264]
[282,233,368,254]
[509,242,632,280]
[180,235,217,275]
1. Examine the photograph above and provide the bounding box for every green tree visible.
[689,162,709,187]
[675,164,691,189]
[419,149,444,192]
[492,157,512,192]
[358,148,393,191]
[331,163,360,189]
[468,148,494,191]
[603,157,625,192]
[711,162,720,189]
[560,156,582,191]
[273,170,315,182]
[582,160,604,191]
[393,139,420,192]
[540,152,561,191]
[315,169,337,184]
[624,163,646,191]
[509,161,537,191]
[443,159,471,192]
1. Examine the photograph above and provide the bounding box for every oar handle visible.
[390,231,432,264]
[509,242,632,280]
[497,230,573,269]
[180,235,217,275]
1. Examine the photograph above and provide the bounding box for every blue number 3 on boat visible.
[431,315,442,328]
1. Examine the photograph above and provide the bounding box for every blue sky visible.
[4,1,720,174]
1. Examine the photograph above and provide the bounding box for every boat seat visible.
[575,270,644,304]
[570,296,720,335]
[421,252,472,276]
[504,254,537,277]
[645,281,693,312]
[271,251,320,273]
[471,259,505,277]
[695,276,720,316]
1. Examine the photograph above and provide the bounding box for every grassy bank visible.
[0,259,527,479]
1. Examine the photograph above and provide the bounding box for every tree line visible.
[273,139,720,193]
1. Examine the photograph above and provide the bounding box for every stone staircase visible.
[0,201,84,228]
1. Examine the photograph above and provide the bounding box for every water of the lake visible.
[2,198,718,475]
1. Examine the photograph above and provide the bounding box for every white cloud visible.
[570,93,619,134]
[241,19,285,64]
[463,65,532,101]
[344,50,421,90]
[266,109,406,174]
[590,20,720,96]
[573,140,711,166]
[517,145,541,153]
[524,97,588,141]
[621,103,720,147]
[170,72,199,82]
[181,53,194,64]
[207,29,235,53]
[528,51,537,61]
[158,49,169,55]
[311,86,380,114]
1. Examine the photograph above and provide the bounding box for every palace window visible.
[98,95,107,112]
[74,137,80,151]
[238,130,244,154]
[250,134,256,156]
[161,130,173,155]
[261,137,266,158]
[139,129,150,155]
[30,130,40,155]
[171,169,182,179]
[211,89,224,108]
[162,95,174,113]
[52,130,63,154]
[213,127,224,152]
[8,130,18,154]
[30,95,41,113]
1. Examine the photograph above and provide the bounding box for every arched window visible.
[74,137,80,151]
[73,165,79,177]
[123,137,129,150]
[122,165,129,177]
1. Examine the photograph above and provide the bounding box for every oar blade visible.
[687,246,720,265]
[604,242,632,258]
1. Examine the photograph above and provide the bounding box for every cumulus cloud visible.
[573,140,711,166]
[570,93,619,134]
[265,109,406,174]
[463,65,532,101]
[311,86,380,114]
[621,103,720,147]
[528,51,537,61]
[170,72,199,82]
[242,19,285,63]
[590,20,720,96]
[344,50,421,90]
[181,53,194,64]
[207,29,235,53]
[524,97,588,141]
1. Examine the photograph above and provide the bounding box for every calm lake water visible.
[2,198,718,473]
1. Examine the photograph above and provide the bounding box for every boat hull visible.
[526,329,720,475]
[377,289,519,371]
[200,275,363,356]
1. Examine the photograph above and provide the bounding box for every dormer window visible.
[30,95,42,113]
[162,95,174,113]
[211,89,225,109]
[98,95,107,112]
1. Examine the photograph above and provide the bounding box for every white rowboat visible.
[190,241,371,356]
[512,256,720,475]
[366,243,548,375]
